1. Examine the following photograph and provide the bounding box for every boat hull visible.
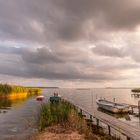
[96,99,129,113]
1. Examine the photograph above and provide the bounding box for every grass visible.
[38,102,72,130]
[38,101,99,139]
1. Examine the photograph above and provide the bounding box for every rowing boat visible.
[96,98,129,113]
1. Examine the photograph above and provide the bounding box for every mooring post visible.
[127,136,130,140]
[108,125,111,136]
[89,115,93,128]
[80,109,82,117]
[90,115,92,122]
[113,98,115,102]
[131,106,134,114]
[138,101,140,114]
[96,119,99,127]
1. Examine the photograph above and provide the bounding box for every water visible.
[0,89,52,140]
[58,88,140,126]
[0,88,140,140]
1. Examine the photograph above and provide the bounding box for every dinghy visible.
[36,95,44,101]
[96,98,130,113]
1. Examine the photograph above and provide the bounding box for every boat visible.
[96,98,130,113]
[49,93,61,103]
[36,95,44,101]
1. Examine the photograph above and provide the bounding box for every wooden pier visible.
[63,98,140,140]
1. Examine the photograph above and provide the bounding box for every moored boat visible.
[96,98,130,113]
[49,93,61,103]
[36,95,44,101]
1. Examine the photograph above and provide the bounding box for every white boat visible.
[96,99,130,113]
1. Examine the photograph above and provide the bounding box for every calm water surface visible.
[0,88,140,140]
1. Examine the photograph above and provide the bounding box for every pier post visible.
[127,136,130,140]
[80,109,82,117]
[96,119,99,126]
[90,115,92,122]
[89,115,93,128]
[131,106,134,114]
[138,101,140,115]
[113,98,115,102]
[108,125,111,136]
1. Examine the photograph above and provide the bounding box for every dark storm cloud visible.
[0,0,140,43]
[0,46,124,81]
[0,0,140,84]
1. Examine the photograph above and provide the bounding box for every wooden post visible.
[113,98,115,102]
[90,115,92,122]
[89,115,93,128]
[96,119,99,127]
[127,136,130,140]
[96,119,99,133]
[80,109,82,117]
[138,101,140,115]
[131,106,134,114]
[138,101,140,123]
[108,125,111,136]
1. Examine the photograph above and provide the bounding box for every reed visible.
[0,83,42,97]
[38,102,72,130]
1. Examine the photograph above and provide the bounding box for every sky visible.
[0,0,140,88]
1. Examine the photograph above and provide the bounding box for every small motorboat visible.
[96,98,130,113]
[49,93,61,103]
[36,95,44,101]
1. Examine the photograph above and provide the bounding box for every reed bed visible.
[0,83,42,97]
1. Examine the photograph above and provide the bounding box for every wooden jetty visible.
[63,98,140,140]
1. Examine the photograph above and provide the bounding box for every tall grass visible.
[0,83,42,96]
[38,102,72,130]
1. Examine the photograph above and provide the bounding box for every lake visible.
[0,88,140,139]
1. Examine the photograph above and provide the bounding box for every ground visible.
[31,125,85,140]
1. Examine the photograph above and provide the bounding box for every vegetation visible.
[28,88,42,95]
[131,88,140,92]
[0,83,42,97]
[38,101,99,139]
[37,101,120,140]
[38,102,72,130]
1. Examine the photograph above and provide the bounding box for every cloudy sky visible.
[0,0,140,88]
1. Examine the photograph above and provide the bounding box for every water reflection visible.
[0,99,12,109]
[97,107,131,120]
[0,99,12,114]
[0,95,36,114]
